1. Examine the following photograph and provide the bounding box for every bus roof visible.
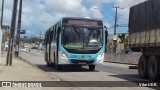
[62,17,102,22]
[45,17,103,32]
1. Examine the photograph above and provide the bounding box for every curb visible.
[19,56,38,68]
[104,61,138,69]
[129,65,138,69]
[104,60,138,65]
[19,56,61,81]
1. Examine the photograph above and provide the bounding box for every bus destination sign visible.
[68,20,99,26]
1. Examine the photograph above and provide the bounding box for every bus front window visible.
[62,26,103,51]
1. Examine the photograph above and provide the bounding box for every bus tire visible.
[51,63,55,67]
[52,52,56,67]
[45,52,52,67]
[138,55,148,79]
[89,65,95,71]
[45,52,48,62]
[55,64,62,70]
[47,62,52,67]
[148,56,160,81]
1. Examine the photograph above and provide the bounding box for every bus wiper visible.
[72,25,80,38]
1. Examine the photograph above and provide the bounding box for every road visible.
[19,50,156,90]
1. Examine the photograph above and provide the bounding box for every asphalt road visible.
[19,50,155,90]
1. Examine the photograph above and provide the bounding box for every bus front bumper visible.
[58,57,104,65]
[58,51,104,65]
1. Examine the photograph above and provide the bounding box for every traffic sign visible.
[20,30,26,34]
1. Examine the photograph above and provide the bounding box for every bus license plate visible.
[78,62,86,64]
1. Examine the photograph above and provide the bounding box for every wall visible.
[105,43,142,64]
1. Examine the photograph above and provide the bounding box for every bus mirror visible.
[104,26,108,36]
[104,26,108,45]
[104,26,107,31]
[57,27,61,34]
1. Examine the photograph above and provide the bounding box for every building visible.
[1,25,10,52]
[107,33,129,54]
[107,33,128,43]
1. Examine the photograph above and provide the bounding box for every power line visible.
[118,25,128,27]
[118,18,128,20]
[108,26,115,30]
[94,7,115,23]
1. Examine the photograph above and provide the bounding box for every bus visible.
[44,17,107,70]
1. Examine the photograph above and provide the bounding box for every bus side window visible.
[46,32,49,44]
[48,31,50,44]
[56,25,59,39]
[104,26,108,44]
[50,30,53,43]
[54,27,57,41]
[44,32,46,44]
[52,27,55,42]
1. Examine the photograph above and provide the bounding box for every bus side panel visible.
[44,32,48,62]
[50,30,54,63]
[56,22,62,65]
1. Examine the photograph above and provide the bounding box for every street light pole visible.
[15,0,22,58]
[6,0,18,66]
[1,0,4,27]
[0,0,4,57]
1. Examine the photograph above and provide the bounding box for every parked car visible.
[31,46,38,50]
[20,48,27,52]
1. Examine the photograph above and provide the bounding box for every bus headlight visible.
[58,51,70,64]
[61,52,67,58]
[96,52,104,64]
[97,53,104,59]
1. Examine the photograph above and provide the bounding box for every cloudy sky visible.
[0,0,146,37]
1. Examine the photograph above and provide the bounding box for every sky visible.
[0,0,146,37]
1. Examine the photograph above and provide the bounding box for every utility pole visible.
[0,0,4,57]
[113,6,125,53]
[39,31,41,42]
[6,0,18,66]
[1,0,4,27]
[15,0,22,58]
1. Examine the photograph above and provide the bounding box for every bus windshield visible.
[62,26,103,51]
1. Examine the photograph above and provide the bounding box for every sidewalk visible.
[0,54,79,90]
[0,53,59,81]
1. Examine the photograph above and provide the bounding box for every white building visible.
[1,25,10,52]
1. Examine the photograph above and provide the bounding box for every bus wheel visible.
[47,62,52,67]
[138,55,148,79]
[51,63,55,67]
[89,65,95,71]
[55,63,62,70]
[45,52,48,62]
[148,56,160,81]
[52,52,56,67]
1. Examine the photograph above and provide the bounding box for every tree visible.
[118,33,128,44]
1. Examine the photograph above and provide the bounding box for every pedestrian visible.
[29,47,31,52]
